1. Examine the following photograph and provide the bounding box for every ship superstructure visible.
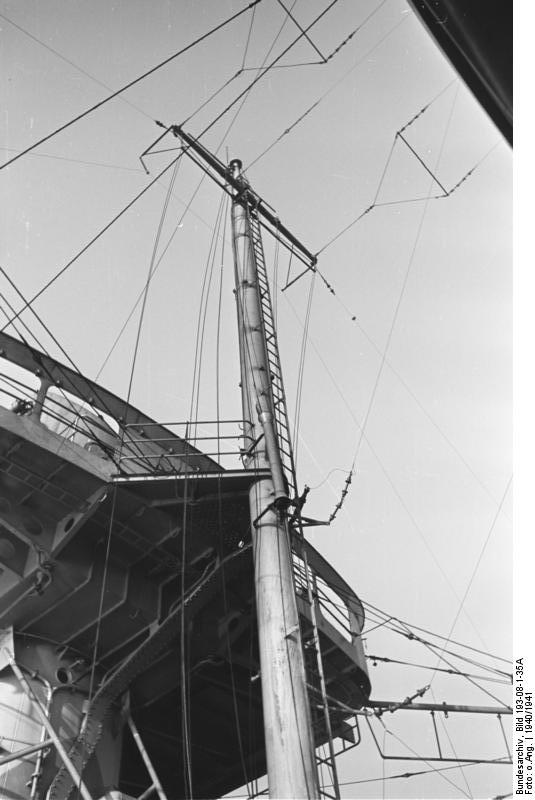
[0,2,514,796]
[0,164,370,798]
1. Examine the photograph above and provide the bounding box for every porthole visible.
[56,667,72,685]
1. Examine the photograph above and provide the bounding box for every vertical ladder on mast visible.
[246,205,297,500]
[168,123,341,795]
[246,204,341,799]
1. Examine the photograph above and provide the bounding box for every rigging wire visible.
[241,1,258,69]
[348,309,509,516]
[94,0,302,387]
[381,727,387,800]
[1,154,183,334]
[242,0,392,73]
[362,606,512,704]
[336,82,461,480]
[323,0,390,63]
[213,21,349,779]
[123,160,182,413]
[359,599,511,675]
[343,581,512,668]
[188,191,253,793]
[181,0,297,129]
[179,461,193,799]
[318,82,500,651]
[4,10,512,788]
[2,0,333,453]
[315,80,457,252]
[292,269,316,468]
[429,686,474,799]
[171,208,225,800]
[228,190,317,795]
[328,466,354,523]
[306,466,351,490]
[101,0,309,380]
[85,159,184,783]
[85,486,118,735]
[0,10,154,122]
[384,625,511,682]
[0,265,153,469]
[180,70,245,128]
[171,192,224,798]
[272,228,280,327]
[315,115,502,255]
[189,193,227,438]
[0,293,51,366]
[281,287,494,655]
[415,639,511,708]
[365,653,510,685]
[223,179,321,800]
[322,758,510,788]
[314,582,510,683]
[0,291,121,473]
[2,0,236,303]
[370,717,472,798]
[1,15,510,796]
[0,0,282,269]
[397,131,448,193]
[187,0,341,140]
[372,139,500,208]
[280,290,500,655]
[246,0,397,170]
[0,1,262,172]
[0,295,95,463]
[428,475,512,685]
[0,2,246,244]
[275,0,326,62]
[283,251,496,535]
[277,292,362,518]
[361,616,395,636]
[92,172,221,382]
[1,147,144,173]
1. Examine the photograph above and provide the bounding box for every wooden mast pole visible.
[229,158,319,800]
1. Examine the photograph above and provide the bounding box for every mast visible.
[229,158,320,799]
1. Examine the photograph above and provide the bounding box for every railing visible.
[0,364,245,476]
[121,420,250,473]
[291,543,365,644]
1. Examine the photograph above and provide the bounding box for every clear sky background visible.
[0,1,513,797]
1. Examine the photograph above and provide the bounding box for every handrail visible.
[292,539,366,645]
[0,331,221,473]
[1,366,247,475]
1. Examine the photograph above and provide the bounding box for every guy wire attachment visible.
[138,120,184,174]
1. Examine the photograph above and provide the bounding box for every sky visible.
[0,1,514,798]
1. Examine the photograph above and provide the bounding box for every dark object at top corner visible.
[408,0,512,146]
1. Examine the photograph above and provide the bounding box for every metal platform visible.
[0,334,370,799]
